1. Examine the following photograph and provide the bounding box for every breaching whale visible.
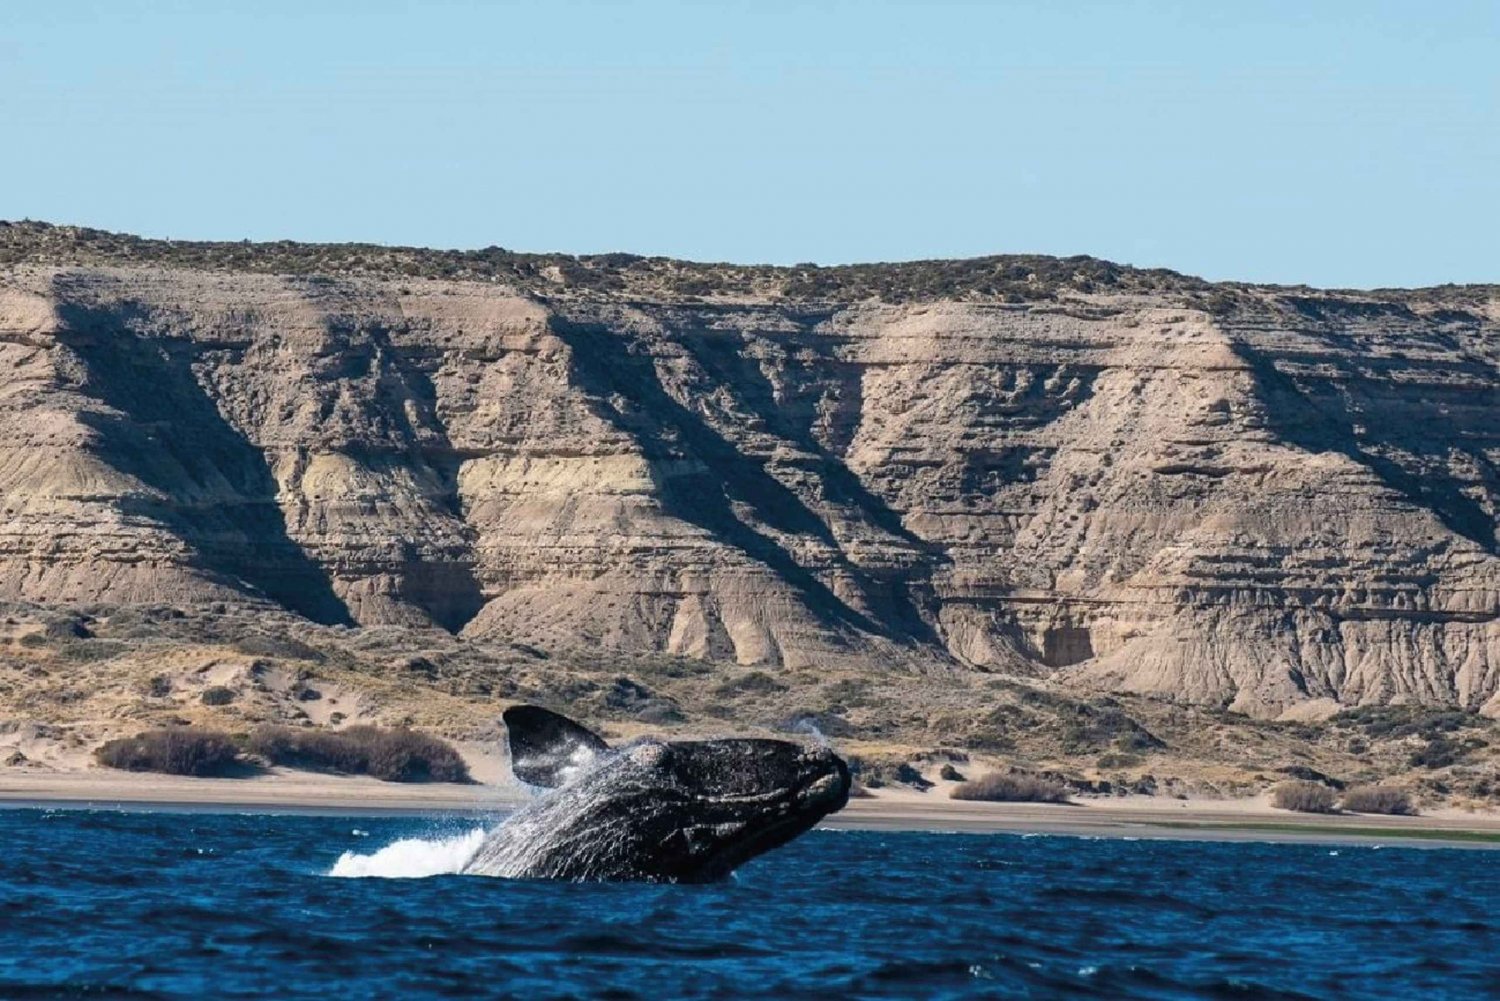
[462,705,851,882]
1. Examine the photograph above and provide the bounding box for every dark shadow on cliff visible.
[668,317,947,642]
[674,318,928,548]
[1236,340,1497,554]
[54,297,353,625]
[350,319,486,632]
[551,317,889,638]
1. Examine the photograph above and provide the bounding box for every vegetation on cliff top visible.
[0,219,1205,304]
[9,220,1491,315]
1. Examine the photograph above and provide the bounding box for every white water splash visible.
[512,742,603,792]
[328,828,488,879]
[786,718,829,748]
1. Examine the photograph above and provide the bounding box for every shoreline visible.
[5,769,1500,849]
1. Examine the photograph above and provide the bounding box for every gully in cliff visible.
[462,705,851,882]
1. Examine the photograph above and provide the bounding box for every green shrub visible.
[1340,785,1416,816]
[1271,780,1337,813]
[1276,765,1345,790]
[246,725,470,782]
[200,686,236,706]
[847,756,932,791]
[1332,706,1484,741]
[950,772,1070,803]
[713,671,788,697]
[42,617,90,640]
[1059,704,1164,753]
[233,634,325,662]
[1096,752,1143,769]
[1408,735,1486,769]
[95,728,242,777]
[820,678,872,706]
[56,639,129,663]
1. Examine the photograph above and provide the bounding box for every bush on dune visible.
[246,725,470,783]
[1340,785,1416,816]
[232,634,325,662]
[95,728,243,777]
[245,725,360,773]
[200,685,236,706]
[1270,780,1338,814]
[949,771,1070,804]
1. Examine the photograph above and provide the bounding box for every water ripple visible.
[0,810,1497,999]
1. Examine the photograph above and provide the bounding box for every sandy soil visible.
[4,769,1499,848]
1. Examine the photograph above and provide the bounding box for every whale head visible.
[464,706,851,882]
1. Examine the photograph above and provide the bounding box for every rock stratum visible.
[1,223,1496,720]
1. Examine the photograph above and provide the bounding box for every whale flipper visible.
[503,705,610,788]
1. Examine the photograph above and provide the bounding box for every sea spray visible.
[329,827,488,879]
[786,717,830,749]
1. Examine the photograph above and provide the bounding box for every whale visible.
[462,705,851,882]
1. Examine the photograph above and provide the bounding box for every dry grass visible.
[1340,785,1416,816]
[246,725,470,783]
[1271,780,1338,814]
[5,598,1499,805]
[950,772,1071,804]
[95,728,242,777]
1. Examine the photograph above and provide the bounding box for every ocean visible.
[0,807,1495,999]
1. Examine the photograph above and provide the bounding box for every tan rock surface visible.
[0,234,1496,721]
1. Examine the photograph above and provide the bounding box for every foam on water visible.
[328,827,488,879]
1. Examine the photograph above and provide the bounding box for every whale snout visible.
[798,768,848,809]
[796,749,851,812]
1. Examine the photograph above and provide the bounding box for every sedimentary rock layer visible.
[0,260,1495,717]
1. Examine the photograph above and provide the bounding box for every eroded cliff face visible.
[1,265,1495,717]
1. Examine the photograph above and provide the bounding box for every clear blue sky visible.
[3,1,1496,287]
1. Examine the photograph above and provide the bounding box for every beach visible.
[4,769,1499,848]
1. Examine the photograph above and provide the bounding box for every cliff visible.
[1,222,1496,720]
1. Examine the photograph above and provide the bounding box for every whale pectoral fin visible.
[503,705,611,788]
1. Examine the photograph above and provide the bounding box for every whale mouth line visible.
[683,760,848,811]
[691,804,835,880]
[691,763,851,875]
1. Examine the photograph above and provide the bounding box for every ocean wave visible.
[6,810,1499,1000]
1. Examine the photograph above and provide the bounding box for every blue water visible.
[1,809,1496,999]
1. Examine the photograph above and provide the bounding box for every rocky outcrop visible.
[0,252,1495,718]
